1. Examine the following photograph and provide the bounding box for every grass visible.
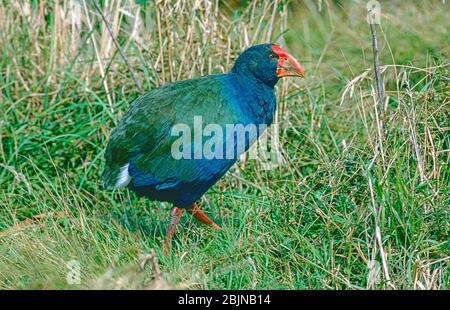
[0,0,449,289]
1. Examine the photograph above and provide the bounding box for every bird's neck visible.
[229,72,277,126]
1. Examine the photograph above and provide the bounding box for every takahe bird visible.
[102,44,304,254]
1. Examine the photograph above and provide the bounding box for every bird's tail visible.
[101,163,131,190]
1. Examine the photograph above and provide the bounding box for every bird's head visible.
[231,43,304,87]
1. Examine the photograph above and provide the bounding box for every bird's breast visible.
[223,75,277,127]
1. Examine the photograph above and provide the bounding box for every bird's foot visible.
[187,202,221,230]
[163,203,220,256]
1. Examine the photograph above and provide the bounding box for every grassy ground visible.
[0,0,448,289]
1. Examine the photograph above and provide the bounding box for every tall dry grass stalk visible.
[0,0,291,91]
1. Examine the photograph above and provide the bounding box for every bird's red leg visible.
[187,202,221,230]
[164,206,183,256]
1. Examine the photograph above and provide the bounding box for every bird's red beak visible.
[272,45,305,78]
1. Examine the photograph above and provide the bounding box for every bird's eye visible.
[269,53,276,59]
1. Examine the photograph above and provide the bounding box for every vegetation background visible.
[0,0,448,289]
